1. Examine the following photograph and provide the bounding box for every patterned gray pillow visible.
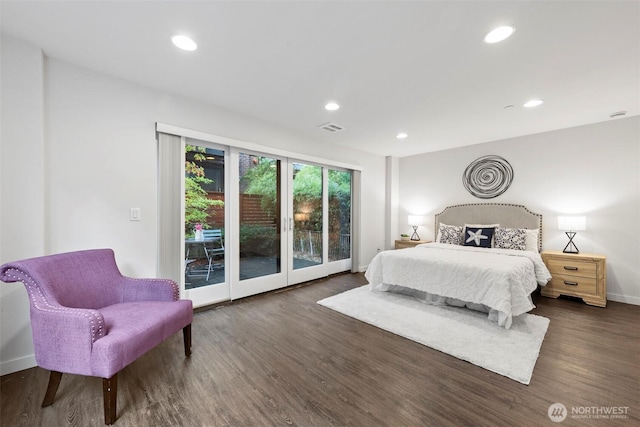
[438,223,463,245]
[495,227,527,251]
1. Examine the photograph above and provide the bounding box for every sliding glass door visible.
[328,169,352,269]
[158,131,353,306]
[183,139,229,306]
[231,151,287,299]
[288,163,352,284]
[239,154,282,280]
[234,155,352,294]
[288,162,324,283]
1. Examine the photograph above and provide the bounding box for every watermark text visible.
[548,403,629,422]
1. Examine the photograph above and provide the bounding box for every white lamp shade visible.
[558,216,586,231]
[408,215,424,226]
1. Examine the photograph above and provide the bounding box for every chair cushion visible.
[90,300,193,378]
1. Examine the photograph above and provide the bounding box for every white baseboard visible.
[607,292,640,306]
[0,354,37,376]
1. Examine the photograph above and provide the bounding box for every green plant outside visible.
[185,145,224,237]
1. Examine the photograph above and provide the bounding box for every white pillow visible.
[436,223,464,245]
[494,227,527,251]
[525,229,540,252]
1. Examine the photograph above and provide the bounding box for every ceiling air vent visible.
[318,122,344,133]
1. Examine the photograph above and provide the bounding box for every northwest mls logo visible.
[548,403,630,422]
[548,403,567,422]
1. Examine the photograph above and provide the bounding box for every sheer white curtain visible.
[157,132,182,285]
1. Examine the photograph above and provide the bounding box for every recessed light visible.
[524,99,544,108]
[504,105,515,109]
[483,26,516,44]
[325,102,340,111]
[172,35,197,51]
[396,133,408,139]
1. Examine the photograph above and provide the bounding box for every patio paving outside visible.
[185,256,320,289]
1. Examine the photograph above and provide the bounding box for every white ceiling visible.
[2,1,638,157]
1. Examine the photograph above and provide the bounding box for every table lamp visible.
[408,215,424,241]
[558,216,586,254]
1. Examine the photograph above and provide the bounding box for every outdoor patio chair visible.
[0,248,193,424]
[202,229,224,280]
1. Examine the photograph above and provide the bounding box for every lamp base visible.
[562,231,580,254]
[410,226,421,241]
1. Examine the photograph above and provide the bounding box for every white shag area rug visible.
[317,285,549,385]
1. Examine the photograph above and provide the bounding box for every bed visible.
[365,203,552,328]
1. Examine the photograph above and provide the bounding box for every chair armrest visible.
[0,265,106,350]
[30,305,105,376]
[121,277,179,302]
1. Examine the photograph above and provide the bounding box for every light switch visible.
[130,208,141,221]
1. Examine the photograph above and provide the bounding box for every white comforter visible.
[365,243,552,329]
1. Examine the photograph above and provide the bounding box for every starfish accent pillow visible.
[462,226,496,248]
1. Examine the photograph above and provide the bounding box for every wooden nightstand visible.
[540,250,607,307]
[394,240,431,249]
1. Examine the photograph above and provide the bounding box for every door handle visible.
[563,266,578,271]
[564,281,578,286]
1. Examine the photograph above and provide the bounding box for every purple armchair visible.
[0,249,193,424]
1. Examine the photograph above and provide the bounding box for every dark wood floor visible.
[2,273,639,426]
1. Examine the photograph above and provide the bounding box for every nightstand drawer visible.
[548,274,597,295]
[540,250,606,307]
[545,258,597,278]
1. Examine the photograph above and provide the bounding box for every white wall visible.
[384,156,400,251]
[0,36,44,374]
[43,58,386,271]
[0,35,387,374]
[398,116,640,304]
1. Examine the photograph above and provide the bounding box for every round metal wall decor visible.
[462,155,514,199]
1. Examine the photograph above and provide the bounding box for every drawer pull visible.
[564,281,579,286]
[563,266,578,271]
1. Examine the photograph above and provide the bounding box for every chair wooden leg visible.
[103,374,117,425]
[183,324,192,357]
[41,370,62,407]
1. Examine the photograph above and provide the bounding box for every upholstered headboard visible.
[434,203,543,251]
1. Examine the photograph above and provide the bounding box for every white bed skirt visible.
[374,283,530,328]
